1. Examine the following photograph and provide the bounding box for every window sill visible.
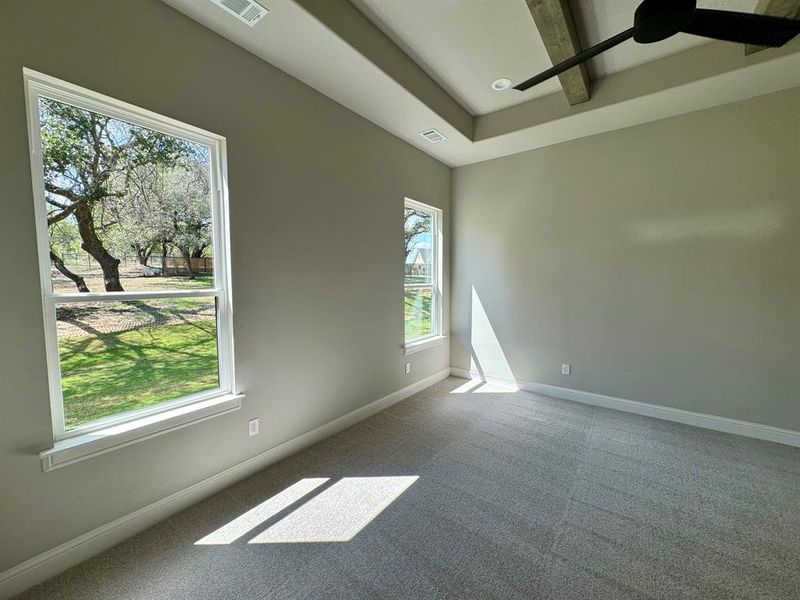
[403,335,448,355]
[39,393,244,472]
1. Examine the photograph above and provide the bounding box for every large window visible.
[404,199,442,345]
[25,70,235,443]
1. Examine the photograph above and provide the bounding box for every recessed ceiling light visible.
[491,78,512,91]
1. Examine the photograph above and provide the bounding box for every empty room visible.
[1,0,799,598]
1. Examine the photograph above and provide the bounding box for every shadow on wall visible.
[467,286,518,390]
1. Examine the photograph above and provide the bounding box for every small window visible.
[404,199,442,344]
[25,70,235,439]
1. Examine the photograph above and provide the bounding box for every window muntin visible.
[26,71,235,439]
[404,199,441,344]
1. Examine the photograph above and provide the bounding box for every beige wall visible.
[452,88,800,431]
[0,0,450,572]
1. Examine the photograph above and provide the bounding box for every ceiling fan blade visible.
[514,28,634,91]
[682,9,800,47]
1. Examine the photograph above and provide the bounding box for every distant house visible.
[406,246,431,276]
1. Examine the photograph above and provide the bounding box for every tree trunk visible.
[74,200,124,291]
[190,243,208,259]
[49,251,90,292]
[160,241,168,276]
[133,243,151,266]
[182,248,196,280]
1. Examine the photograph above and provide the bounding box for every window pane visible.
[404,208,433,285]
[39,97,214,294]
[56,297,219,430]
[405,285,433,342]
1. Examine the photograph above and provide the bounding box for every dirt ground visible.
[53,267,216,339]
[52,265,214,294]
[56,301,216,339]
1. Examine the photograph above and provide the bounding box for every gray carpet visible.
[17,378,800,599]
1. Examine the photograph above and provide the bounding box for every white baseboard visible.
[450,368,800,448]
[0,368,450,600]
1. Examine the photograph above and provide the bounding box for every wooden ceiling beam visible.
[746,0,800,54]
[525,0,591,105]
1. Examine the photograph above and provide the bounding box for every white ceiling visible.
[349,0,562,116]
[352,0,760,116]
[162,0,800,166]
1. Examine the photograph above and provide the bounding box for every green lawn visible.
[59,319,219,430]
[404,287,432,341]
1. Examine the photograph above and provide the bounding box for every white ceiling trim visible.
[462,41,800,165]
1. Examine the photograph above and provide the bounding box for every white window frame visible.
[403,198,443,352]
[24,69,240,469]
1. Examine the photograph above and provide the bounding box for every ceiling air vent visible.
[211,0,269,27]
[419,128,447,144]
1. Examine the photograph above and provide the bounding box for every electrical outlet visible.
[248,418,259,437]
[405,362,411,374]
[561,364,571,376]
